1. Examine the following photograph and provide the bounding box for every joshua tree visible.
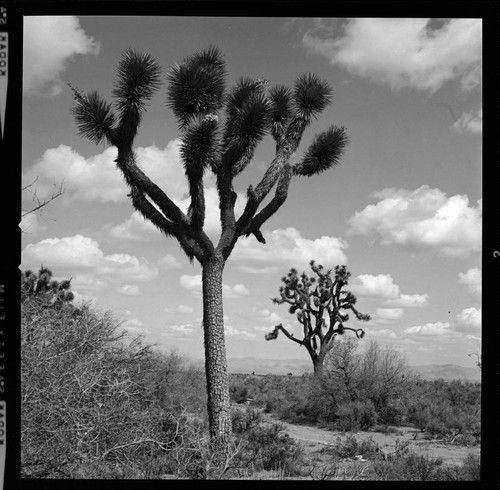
[69,46,349,457]
[266,261,370,374]
[21,266,74,305]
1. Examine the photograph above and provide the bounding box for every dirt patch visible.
[271,417,479,466]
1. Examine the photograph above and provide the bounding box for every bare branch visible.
[102,437,172,459]
[22,179,65,219]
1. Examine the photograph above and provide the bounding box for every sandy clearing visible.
[271,416,479,465]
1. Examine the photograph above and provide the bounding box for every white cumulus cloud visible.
[72,274,107,292]
[22,234,104,267]
[304,18,481,93]
[24,16,100,96]
[232,227,348,271]
[405,307,481,338]
[384,293,428,308]
[351,274,400,299]
[168,324,195,335]
[175,183,247,240]
[452,108,482,134]
[225,325,256,339]
[21,234,158,284]
[404,321,452,336]
[157,254,182,270]
[347,186,481,257]
[256,308,286,325]
[106,212,160,241]
[116,284,142,296]
[375,308,404,321]
[225,283,250,298]
[238,265,280,274]
[455,307,481,332]
[100,253,158,282]
[179,274,203,292]
[366,328,397,339]
[23,141,187,205]
[458,268,481,297]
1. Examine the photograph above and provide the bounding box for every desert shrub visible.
[325,434,382,461]
[315,339,417,428]
[246,374,309,420]
[369,440,479,481]
[335,400,377,431]
[161,416,233,480]
[231,406,264,434]
[406,400,435,433]
[143,349,206,414]
[406,382,480,445]
[278,398,317,425]
[228,373,330,426]
[236,421,305,476]
[372,453,444,481]
[377,399,405,425]
[230,380,250,404]
[21,271,206,478]
[438,453,480,481]
[297,373,339,424]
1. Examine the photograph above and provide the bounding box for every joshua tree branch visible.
[129,187,205,263]
[239,164,292,243]
[265,323,304,346]
[186,176,206,232]
[215,166,237,258]
[116,148,187,226]
[115,147,214,258]
[231,151,252,177]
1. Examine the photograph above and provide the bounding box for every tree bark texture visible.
[202,256,232,454]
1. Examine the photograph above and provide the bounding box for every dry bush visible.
[21,282,206,478]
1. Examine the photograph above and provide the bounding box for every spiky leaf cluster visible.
[222,77,271,168]
[294,126,349,177]
[293,73,333,122]
[268,85,293,145]
[277,74,333,154]
[113,49,162,120]
[334,264,351,285]
[180,114,220,178]
[70,49,162,146]
[70,88,116,145]
[167,46,227,129]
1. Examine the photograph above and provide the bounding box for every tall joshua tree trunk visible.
[309,347,327,376]
[202,255,232,451]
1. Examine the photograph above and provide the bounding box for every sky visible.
[20,16,482,370]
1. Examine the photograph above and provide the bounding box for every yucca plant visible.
[69,46,349,460]
[266,261,370,375]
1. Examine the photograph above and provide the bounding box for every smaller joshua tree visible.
[21,267,74,306]
[265,261,370,374]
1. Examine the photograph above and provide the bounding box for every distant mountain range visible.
[227,357,481,382]
[410,363,481,382]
